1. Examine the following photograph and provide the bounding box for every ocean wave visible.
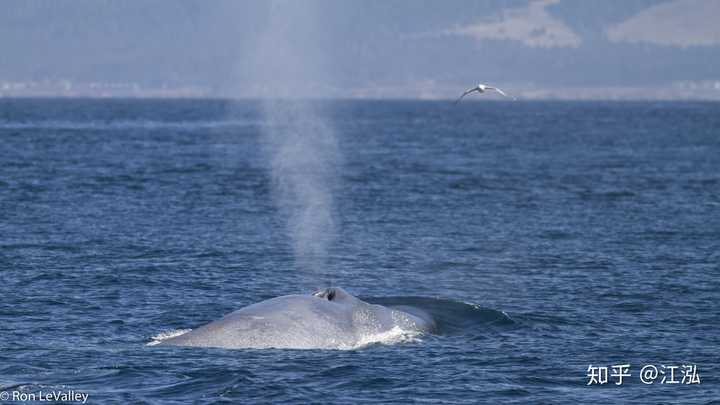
[366,296,515,335]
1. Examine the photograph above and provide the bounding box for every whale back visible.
[159,289,433,350]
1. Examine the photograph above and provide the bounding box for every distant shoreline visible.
[1,95,719,102]
[2,79,720,102]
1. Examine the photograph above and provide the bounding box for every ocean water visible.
[1,98,718,403]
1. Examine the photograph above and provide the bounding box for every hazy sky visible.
[2,0,719,98]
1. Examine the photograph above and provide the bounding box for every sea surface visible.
[1,99,718,403]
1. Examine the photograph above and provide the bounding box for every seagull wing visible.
[488,86,515,100]
[455,87,479,104]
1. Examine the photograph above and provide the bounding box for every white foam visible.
[146,329,192,346]
[340,326,423,350]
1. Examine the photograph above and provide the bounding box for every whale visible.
[156,287,436,350]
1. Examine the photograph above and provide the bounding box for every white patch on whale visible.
[153,287,434,350]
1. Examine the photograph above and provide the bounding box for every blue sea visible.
[1,99,718,403]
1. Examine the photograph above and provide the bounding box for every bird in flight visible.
[455,83,516,104]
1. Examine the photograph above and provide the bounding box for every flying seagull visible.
[455,83,516,104]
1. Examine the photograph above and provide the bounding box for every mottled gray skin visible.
[159,287,434,350]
